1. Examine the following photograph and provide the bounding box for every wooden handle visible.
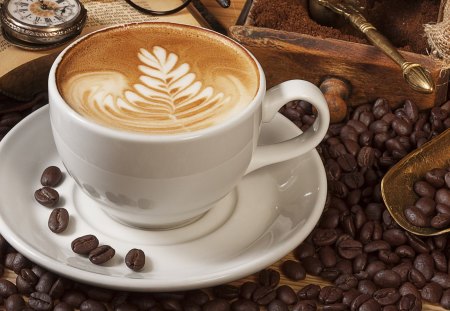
[319,77,351,123]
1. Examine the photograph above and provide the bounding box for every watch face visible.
[6,0,81,26]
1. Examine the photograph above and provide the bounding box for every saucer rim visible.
[0,105,327,291]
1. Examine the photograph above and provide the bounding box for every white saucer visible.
[0,106,327,291]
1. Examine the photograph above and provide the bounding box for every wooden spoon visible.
[381,128,450,236]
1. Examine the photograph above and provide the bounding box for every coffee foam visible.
[56,23,259,134]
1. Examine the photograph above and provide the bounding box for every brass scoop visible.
[308,0,435,94]
[381,128,450,236]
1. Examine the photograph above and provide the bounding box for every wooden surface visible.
[229,26,449,111]
[0,2,446,310]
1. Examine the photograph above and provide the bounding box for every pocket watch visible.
[0,0,87,50]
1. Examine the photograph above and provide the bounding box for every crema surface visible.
[56,23,259,134]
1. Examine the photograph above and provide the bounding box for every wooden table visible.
[0,1,444,310]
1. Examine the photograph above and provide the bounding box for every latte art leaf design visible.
[66,46,234,134]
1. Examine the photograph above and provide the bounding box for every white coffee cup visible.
[48,22,330,229]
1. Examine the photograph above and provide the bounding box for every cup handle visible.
[246,80,330,174]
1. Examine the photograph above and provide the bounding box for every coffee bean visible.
[62,290,87,307]
[432,272,450,289]
[343,139,360,156]
[413,180,435,198]
[404,100,419,122]
[5,252,30,273]
[353,253,368,273]
[71,235,99,254]
[334,274,357,290]
[5,294,26,311]
[413,253,434,281]
[230,299,258,311]
[297,284,321,301]
[404,206,430,227]
[340,125,358,142]
[41,166,63,187]
[276,285,297,305]
[281,260,305,281]
[125,248,145,271]
[252,286,276,305]
[34,187,59,207]
[359,298,381,311]
[318,286,343,304]
[29,292,53,311]
[319,246,337,268]
[294,243,315,260]
[350,293,371,311]
[54,302,74,311]
[425,168,447,188]
[79,299,107,311]
[407,268,426,288]
[421,282,443,303]
[373,270,401,288]
[292,300,317,311]
[364,240,390,253]
[398,294,421,311]
[373,98,391,119]
[373,288,400,306]
[302,256,323,276]
[239,282,258,300]
[16,268,38,294]
[414,197,436,216]
[378,250,400,265]
[89,245,115,264]
[382,229,407,246]
[258,269,280,288]
[358,280,377,296]
[337,154,357,172]
[313,228,338,246]
[48,207,69,233]
[324,267,344,280]
[326,160,342,182]
[431,250,447,272]
[0,279,17,297]
[320,208,339,229]
[213,285,239,300]
[267,299,288,311]
[392,262,412,282]
[392,117,412,136]
[436,203,450,215]
[436,188,450,206]
[431,213,450,228]
[405,231,430,253]
[342,289,359,306]
[399,282,421,299]
[337,239,362,259]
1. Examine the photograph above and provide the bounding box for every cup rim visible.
[49,22,265,142]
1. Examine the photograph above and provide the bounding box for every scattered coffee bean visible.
[79,299,107,311]
[258,269,280,288]
[71,235,99,254]
[281,260,306,281]
[4,294,26,311]
[48,208,69,233]
[29,292,53,311]
[34,187,59,207]
[421,282,443,303]
[125,249,145,271]
[297,284,321,301]
[89,245,115,265]
[41,166,63,187]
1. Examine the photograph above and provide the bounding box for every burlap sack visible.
[424,0,450,69]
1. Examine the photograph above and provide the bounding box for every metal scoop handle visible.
[316,0,435,94]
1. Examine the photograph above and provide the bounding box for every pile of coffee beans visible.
[404,167,450,229]
[1,92,450,311]
[276,98,450,310]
